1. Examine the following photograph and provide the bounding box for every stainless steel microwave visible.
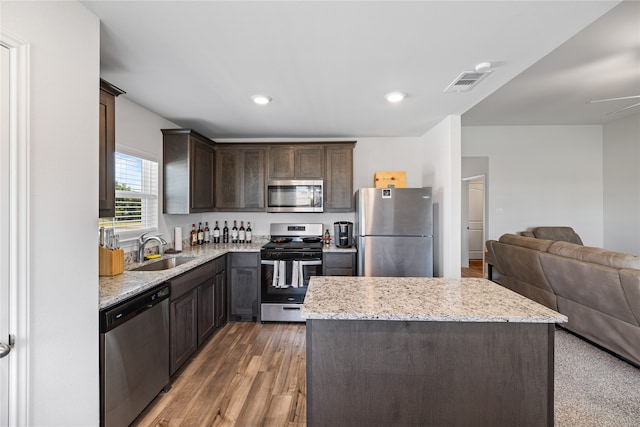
[266,180,323,213]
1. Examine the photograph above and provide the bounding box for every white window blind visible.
[99,152,158,234]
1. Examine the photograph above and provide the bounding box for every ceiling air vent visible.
[444,71,489,93]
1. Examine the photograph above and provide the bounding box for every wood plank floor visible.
[461,259,483,278]
[135,265,482,427]
[133,322,307,427]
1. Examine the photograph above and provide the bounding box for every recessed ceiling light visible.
[385,91,406,103]
[252,95,272,105]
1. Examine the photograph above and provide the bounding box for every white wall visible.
[421,116,462,277]
[603,113,640,255]
[462,125,604,247]
[2,1,100,425]
[114,96,178,245]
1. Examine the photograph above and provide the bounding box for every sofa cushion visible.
[532,226,583,245]
[498,233,554,252]
[548,241,640,269]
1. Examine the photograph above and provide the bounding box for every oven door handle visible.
[299,260,322,266]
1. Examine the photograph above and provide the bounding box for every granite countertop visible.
[99,242,262,310]
[322,244,357,253]
[301,276,567,323]
[100,241,357,310]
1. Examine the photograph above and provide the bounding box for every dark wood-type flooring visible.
[461,259,483,278]
[134,261,484,426]
[133,322,306,427]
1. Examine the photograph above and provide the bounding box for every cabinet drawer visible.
[231,253,258,268]
[169,260,216,300]
[324,253,354,268]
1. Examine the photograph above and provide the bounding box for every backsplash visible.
[124,235,270,265]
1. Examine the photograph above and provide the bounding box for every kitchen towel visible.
[175,227,183,252]
[291,261,299,288]
[278,260,286,288]
[272,260,279,288]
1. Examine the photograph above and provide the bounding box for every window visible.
[99,152,158,236]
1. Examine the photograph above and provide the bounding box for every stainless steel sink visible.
[130,256,196,272]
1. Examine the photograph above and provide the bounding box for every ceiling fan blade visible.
[606,102,640,115]
[588,95,640,104]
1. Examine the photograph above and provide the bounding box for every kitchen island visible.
[301,277,567,427]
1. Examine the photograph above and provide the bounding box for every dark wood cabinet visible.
[325,143,355,212]
[197,277,216,346]
[267,145,324,179]
[162,129,215,214]
[323,252,356,276]
[170,288,198,375]
[168,255,226,375]
[229,253,259,322]
[215,264,227,328]
[215,146,265,210]
[295,146,324,178]
[98,79,125,218]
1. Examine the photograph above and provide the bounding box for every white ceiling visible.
[82,1,637,140]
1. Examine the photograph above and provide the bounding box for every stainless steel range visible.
[260,223,324,322]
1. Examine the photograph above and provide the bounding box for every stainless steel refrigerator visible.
[356,187,433,277]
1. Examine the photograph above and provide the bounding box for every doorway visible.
[461,174,485,276]
[0,34,30,426]
[0,42,11,427]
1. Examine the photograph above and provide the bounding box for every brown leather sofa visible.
[486,233,640,366]
[518,226,584,245]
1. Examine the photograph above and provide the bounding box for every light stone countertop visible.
[99,242,262,310]
[301,276,568,323]
[100,241,357,310]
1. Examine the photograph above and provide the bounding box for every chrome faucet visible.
[138,232,167,262]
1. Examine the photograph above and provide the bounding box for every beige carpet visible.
[554,328,640,426]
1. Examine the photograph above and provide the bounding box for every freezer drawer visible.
[358,235,433,277]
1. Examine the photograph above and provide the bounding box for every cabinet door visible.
[325,145,354,211]
[243,148,265,208]
[215,270,227,328]
[197,277,216,346]
[229,253,258,321]
[170,288,198,375]
[215,148,242,209]
[268,147,295,178]
[323,252,356,276]
[190,136,215,212]
[98,89,115,218]
[295,146,324,178]
[215,147,265,210]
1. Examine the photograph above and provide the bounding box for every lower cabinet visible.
[168,255,226,376]
[170,288,198,376]
[229,252,259,322]
[323,252,356,276]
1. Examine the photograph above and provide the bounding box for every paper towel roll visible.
[175,227,183,252]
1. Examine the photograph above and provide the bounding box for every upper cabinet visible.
[162,129,216,214]
[215,145,265,211]
[98,79,125,218]
[266,142,355,211]
[325,143,355,212]
[267,145,324,179]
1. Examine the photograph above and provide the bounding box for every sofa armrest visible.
[620,269,640,325]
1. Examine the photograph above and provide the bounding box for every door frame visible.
[1,29,31,427]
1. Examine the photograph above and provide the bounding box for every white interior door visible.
[0,42,11,427]
[467,179,484,260]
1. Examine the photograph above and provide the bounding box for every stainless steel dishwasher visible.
[100,284,170,427]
